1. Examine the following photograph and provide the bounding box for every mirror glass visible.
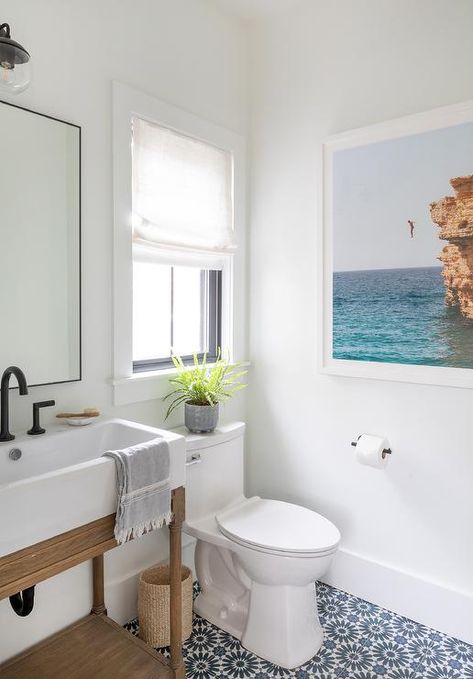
[0,101,80,386]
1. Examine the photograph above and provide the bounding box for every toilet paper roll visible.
[355,434,390,469]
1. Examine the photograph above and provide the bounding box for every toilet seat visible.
[216,497,340,557]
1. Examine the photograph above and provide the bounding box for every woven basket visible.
[138,565,193,647]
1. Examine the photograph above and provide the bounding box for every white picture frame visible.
[319,99,473,389]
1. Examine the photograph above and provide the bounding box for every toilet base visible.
[242,581,323,669]
[193,540,325,669]
[195,581,323,669]
[193,540,250,641]
[194,590,247,641]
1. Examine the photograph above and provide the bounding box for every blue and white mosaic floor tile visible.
[124,582,473,679]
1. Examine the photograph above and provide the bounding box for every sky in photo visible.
[333,121,473,272]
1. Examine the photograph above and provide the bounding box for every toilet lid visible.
[216,498,340,555]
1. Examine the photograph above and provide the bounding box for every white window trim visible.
[112,82,247,405]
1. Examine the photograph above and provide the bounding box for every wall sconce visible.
[0,23,31,94]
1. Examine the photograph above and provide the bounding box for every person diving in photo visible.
[408,219,415,238]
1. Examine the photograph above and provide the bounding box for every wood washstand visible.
[0,487,186,679]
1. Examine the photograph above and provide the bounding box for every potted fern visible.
[164,352,247,433]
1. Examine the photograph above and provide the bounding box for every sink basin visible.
[0,418,185,558]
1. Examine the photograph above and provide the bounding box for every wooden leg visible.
[91,554,107,616]
[169,486,186,679]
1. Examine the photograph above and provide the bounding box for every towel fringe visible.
[115,510,174,545]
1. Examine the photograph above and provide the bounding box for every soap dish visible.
[66,416,96,427]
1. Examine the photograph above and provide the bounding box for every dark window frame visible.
[133,269,222,373]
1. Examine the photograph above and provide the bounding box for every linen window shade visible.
[132,116,235,252]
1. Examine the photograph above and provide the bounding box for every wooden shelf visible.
[0,614,174,679]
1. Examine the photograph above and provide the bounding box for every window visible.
[133,260,222,371]
[113,83,245,404]
[131,116,234,370]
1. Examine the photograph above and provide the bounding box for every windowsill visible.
[112,361,250,406]
[114,366,179,383]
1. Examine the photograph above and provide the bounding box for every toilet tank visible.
[180,421,245,521]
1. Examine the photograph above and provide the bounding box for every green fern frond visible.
[163,350,247,420]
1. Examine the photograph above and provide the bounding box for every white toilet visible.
[182,421,340,669]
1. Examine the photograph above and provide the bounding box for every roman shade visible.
[132,116,235,252]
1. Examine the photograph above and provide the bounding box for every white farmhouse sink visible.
[0,418,185,558]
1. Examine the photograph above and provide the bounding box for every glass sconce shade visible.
[0,23,31,94]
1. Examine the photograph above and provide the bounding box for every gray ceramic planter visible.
[185,403,219,434]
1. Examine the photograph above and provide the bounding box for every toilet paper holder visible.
[351,435,392,459]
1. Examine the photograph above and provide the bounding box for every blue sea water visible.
[333,266,473,368]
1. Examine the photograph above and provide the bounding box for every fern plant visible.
[164,351,247,420]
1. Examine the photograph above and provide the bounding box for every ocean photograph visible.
[332,121,473,369]
[333,266,473,368]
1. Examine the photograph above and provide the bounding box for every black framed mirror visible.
[0,100,81,386]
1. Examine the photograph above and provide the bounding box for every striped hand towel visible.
[104,437,172,545]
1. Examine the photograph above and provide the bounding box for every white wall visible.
[0,0,247,661]
[248,0,473,642]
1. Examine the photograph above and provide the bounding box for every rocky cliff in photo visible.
[430,175,473,320]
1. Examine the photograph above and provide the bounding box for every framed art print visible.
[320,100,473,388]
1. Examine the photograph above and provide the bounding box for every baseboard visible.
[322,548,473,644]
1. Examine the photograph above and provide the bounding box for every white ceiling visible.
[214,0,301,21]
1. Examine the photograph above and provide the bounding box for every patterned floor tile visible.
[124,582,472,679]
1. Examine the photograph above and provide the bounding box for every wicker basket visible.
[138,565,193,647]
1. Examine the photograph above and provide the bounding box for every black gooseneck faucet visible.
[0,366,28,442]
[1,365,37,617]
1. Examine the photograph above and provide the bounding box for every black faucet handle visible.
[35,400,55,409]
[27,400,56,436]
